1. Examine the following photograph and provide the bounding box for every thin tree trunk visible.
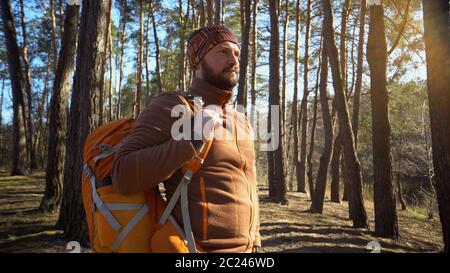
[330,128,342,202]
[367,2,399,240]
[144,9,150,100]
[236,0,251,108]
[352,0,367,147]
[134,0,144,118]
[321,0,368,228]
[269,0,287,205]
[199,0,206,27]
[306,35,322,200]
[150,0,162,95]
[396,137,407,211]
[34,53,52,168]
[1,0,28,176]
[214,0,221,25]
[107,5,113,122]
[281,0,289,150]
[311,42,333,213]
[178,0,190,93]
[298,0,312,194]
[422,0,450,252]
[250,0,258,125]
[50,0,58,72]
[116,0,127,119]
[292,0,304,193]
[18,0,37,171]
[40,4,80,213]
[307,64,319,201]
[57,0,111,244]
[340,0,351,95]
[58,0,64,36]
[206,0,213,26]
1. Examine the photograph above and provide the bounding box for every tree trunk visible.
[422,0,450,253]
[57,0,111,244]
[292,0,304,193]
[321,0,368,228]
[311,42,333,213]
[307,34,321,200]
[134,0,144,118]
[19,0,37,171]
[352,0,367,147]
[250,0,258,125]
[396,144,407,211]
[280,0,289,149]
[307,62,319,201]
[367,2,399,240]
[150,0,162,95]
[144,9,150,100]
[34,53,52,168]
[269,0,287,205]
[214,0,221,25]
[116,0,127,119]
[40,4,80,213]
[297,0,313,194]
[340,0,351,95]
[1,0,28,176]
[330,123,342,202]
[206,0,213,26]
[107,3,113,122]
[236,0,251,108]
[199,0,206,27]
[58,0,64,36]
[50,0,58,72]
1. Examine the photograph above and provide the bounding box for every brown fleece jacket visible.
[111,77,261,253]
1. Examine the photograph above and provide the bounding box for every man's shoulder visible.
[146,91,191,110]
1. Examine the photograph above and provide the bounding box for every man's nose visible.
[227,54,239,67]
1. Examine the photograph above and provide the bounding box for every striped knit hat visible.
[187,25,240,70]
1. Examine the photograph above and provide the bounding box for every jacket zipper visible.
[232,112,255,251]
[199,176,208,241]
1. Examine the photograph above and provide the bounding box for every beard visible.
[200,61,238,91]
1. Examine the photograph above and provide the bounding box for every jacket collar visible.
[187,77,233,107]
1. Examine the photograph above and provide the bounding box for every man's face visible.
[197,41,240,91]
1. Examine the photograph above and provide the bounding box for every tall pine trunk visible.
[367,2,399,240]
[292,0,303,193]
[269,0,287,205]
[1,0,28,176]
[116,0,127,119]
[250,0,258,125]
[352,0,367,146]
[57,0,111,243]
[298,0,312,194]
[311,42,334,214]
[330,128,342,202]
[19,0,36,171]
[321,0,368,228]
[150,0,162,94]
[40,4,80,213]
[134,0,144,118]
[422,0,450,252]
[236,0,251,108]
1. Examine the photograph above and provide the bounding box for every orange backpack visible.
[81,95,212,253]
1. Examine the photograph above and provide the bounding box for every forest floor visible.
[0,171,444,253]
